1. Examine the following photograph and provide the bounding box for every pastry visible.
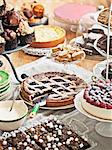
[31,25,66,48]
[33,4,44,18]
[3,9,20,31]
[0,118,91,150]
[20,72,86,107]
[0,0,6,19]
[52,45,85,63]
[82,80,112,120]
[16,19,35,46]
[98,8,112,27]
[3,29,18,50]
[0,36,5,53]
[97,34,112,55]
[22,2,48,27]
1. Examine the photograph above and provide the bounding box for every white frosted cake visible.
[82,80,112,120]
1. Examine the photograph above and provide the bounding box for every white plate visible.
[75,90,112,123]
[23,47,52,56]
[93,59,112,80]
[40,104,74,110]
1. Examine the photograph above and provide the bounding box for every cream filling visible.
[81,98,112,120]
[0,108,20,121]
[35,27,59,42]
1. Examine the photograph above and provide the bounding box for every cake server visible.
[29,94,48,118]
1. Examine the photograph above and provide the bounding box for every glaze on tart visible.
[20,72,86,107]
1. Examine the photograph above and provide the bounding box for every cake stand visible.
[0,44,29,83]
[75,90,112,137]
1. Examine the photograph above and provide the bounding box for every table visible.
[1,1,112,150]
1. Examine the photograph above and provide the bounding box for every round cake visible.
[31,25,66,48]
[82,80,112,120]
[20,72,86,107]
[54,3,96,23]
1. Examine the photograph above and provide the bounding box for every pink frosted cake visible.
[54,3,96,23]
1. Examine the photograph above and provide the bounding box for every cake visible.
[0,36,5,53]
[20,72,86,107]
[101,62,112,79]
[82,80,112,120]
[54,3,96,23]
[3,29,18,50]
[2,9,20,31]
[16,19,35,46]
[33,4,44,18]
[76,24,105,55]
[31,25,66,48]
[97,34,112,55]
[0,118,91,150]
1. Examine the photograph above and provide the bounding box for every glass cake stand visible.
[75,90,112,138]
[0,45,29,83]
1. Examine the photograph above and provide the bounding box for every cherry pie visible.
[20,72,86,107]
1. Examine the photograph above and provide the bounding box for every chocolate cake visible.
[16,19,35,46]
[77,27,105,55]
[2,9,20,31]
[97,35,112,55]
[3,29,18,50]
[1,118,91,150]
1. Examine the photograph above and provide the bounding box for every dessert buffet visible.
[0,0,112,149]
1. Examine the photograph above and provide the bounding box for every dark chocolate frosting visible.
[3,10,20,26]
